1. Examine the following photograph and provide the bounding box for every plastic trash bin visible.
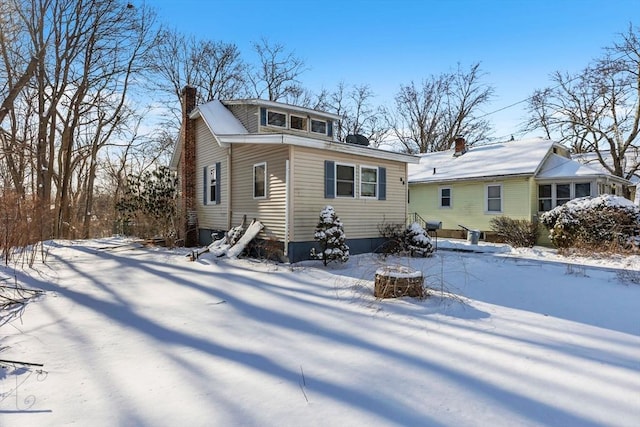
[467,229,480,245]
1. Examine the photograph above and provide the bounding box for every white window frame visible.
[335,162,355,198]
[206,164,217,204]
[486,183,502,213]
[253,162,267,199]
[537,182,594,212]
[266,110,287,128]
[359,165,378,199]
[439,186,452,208]
[290,114,308,131]
[311,119,327,135]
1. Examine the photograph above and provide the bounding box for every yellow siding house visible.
[408,137,632,243]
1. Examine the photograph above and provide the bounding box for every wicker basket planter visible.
[374,265,426,299]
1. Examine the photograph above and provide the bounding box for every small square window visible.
[575,183,591,198]
[267,111,286,127]
[290,115,307,131]
[311,119,327,134]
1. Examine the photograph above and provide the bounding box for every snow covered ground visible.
[1,238,639,426]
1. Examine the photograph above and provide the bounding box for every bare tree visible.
[248,38,307,102]
[326,82,389,147]
[149,29,246,116]
[387,62,494,154]
[1,0,160,239]
[525,25,640,182]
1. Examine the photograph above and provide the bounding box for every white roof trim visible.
[218,134,419,163]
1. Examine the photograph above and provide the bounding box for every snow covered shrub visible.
[404,222,434,257]
[377,222,405,255]
[540,195,640,251]
[489,216,539,248]
[310,206,350,266]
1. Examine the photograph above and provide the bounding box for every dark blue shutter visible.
[324,160,335,198]
[378,167,386,200]
[327,120,333,137]
[203,166,208,205]
[215,162,221,204]
[260,107,266,126]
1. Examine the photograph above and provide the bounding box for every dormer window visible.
[259,106,333,137]
[267,110,286,127]
[311,119,327,135]
[290,115,307,131]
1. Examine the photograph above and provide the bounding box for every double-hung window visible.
[439,187,451,208]
[253,162,266,199]
[360,166,378,198]
[336,164,355,197]
[486,184,502,213]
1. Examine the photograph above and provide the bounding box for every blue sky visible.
[150,0,637,140]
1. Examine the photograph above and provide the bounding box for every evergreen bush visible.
[310,206,350,266]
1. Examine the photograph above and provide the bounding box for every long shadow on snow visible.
[14,245,609,426]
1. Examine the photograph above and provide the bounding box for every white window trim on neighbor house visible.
[486,183,502,213]
[311,119,327,135]
[439,186,452,208]
[538,182,593,212]
[335,162,355,198]
[360,165,378,199]
[253,162,267,199]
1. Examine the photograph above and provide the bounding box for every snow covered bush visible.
[377,221,433,257]
[405,222,434,257]
[310,206,350,266]
[489,216,539,248]
[377,222,405,255]
[540,195,640,251]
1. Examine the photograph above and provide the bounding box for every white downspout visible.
[284,159,290,258]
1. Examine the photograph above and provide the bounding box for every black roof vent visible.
[346,134,369,146]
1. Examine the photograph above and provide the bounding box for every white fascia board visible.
[409,173,534,185]
[218,134,419,164]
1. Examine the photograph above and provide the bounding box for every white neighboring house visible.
[573,150,640,206]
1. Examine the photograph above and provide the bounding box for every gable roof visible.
[193,100,248,135]
[408,137,633,185]
[536,153,619,180]
[409,138,557,183]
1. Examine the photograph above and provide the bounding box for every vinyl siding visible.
[195,118,229,230]
[230,144,288,240]
[409,177,533,232]
[226,104,259,133]
[290,145,408,242]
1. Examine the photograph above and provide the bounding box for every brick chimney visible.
[181,86,198,247]
[453,135,467,157]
